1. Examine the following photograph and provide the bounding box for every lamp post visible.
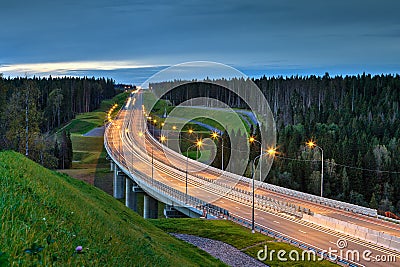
[251,147,276,233]
[185,140,203,201]
[249,136,263,181]
[151,146,154,185]
[165,125,177,148]
[307,140,324,197]
[211,131,224,171]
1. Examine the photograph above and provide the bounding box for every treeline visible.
[0,75,115,168]
[151,73,400,214]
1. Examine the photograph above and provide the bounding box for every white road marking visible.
[298,230,307,234]
[273,221,280,224]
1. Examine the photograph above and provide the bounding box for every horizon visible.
[1,64,399,86]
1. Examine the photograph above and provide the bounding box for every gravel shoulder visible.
[171,233,268,267]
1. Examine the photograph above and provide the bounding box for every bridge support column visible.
[143,194,158,219]
[113,166,125,199]
[110,161,115,172]
[125,178,138,212]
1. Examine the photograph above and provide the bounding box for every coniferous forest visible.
[0,75,115,169]
[151,73,400,215]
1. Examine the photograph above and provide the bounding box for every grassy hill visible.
[0,151,225,266]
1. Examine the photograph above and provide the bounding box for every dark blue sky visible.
[1,0,399,84]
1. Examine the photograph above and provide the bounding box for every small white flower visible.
[42,217,46,221]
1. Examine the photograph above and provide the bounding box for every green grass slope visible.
[0,151,225,266]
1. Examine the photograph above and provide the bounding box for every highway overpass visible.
[105,90,400,266]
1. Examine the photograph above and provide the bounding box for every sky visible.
[1,0,399,84]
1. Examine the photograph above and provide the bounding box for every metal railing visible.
[104,122,229,219]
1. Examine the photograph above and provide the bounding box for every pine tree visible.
[369,193,378,209]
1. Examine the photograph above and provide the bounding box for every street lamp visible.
[249,136,263,181]
[164,125,177,147]
[188,128,199,146]
[185,140,203,201]
[307,140,324,197]
[160,135,167,144]
[251,147,276,233]
[151,145,154,185]
[211,131,224,171]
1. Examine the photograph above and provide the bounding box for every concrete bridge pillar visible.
[110,161,115,172]
[143,194,158,219]
[125,178,138,212]
[113,166,125,199]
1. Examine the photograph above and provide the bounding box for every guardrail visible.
[104,122,230,220]
[147,149,306,218]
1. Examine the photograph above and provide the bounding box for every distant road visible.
[83,126,105,137]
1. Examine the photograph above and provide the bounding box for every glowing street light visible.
[196,138,203,159]
[172,125,177,130]
[307,140,324,197]
[267,147,276,156]
[160,135,167,143]
[196,139,203,148]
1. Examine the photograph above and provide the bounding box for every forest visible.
[150,73,400,215]
[0,75,115,169]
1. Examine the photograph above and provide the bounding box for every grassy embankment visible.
[0,151,225,266]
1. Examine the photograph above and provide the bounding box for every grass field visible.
[0,151,226,266]
[151,219,337,267]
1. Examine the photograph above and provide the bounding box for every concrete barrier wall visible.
[302,214,400,253]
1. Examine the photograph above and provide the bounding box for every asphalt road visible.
[105,91,400,266]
